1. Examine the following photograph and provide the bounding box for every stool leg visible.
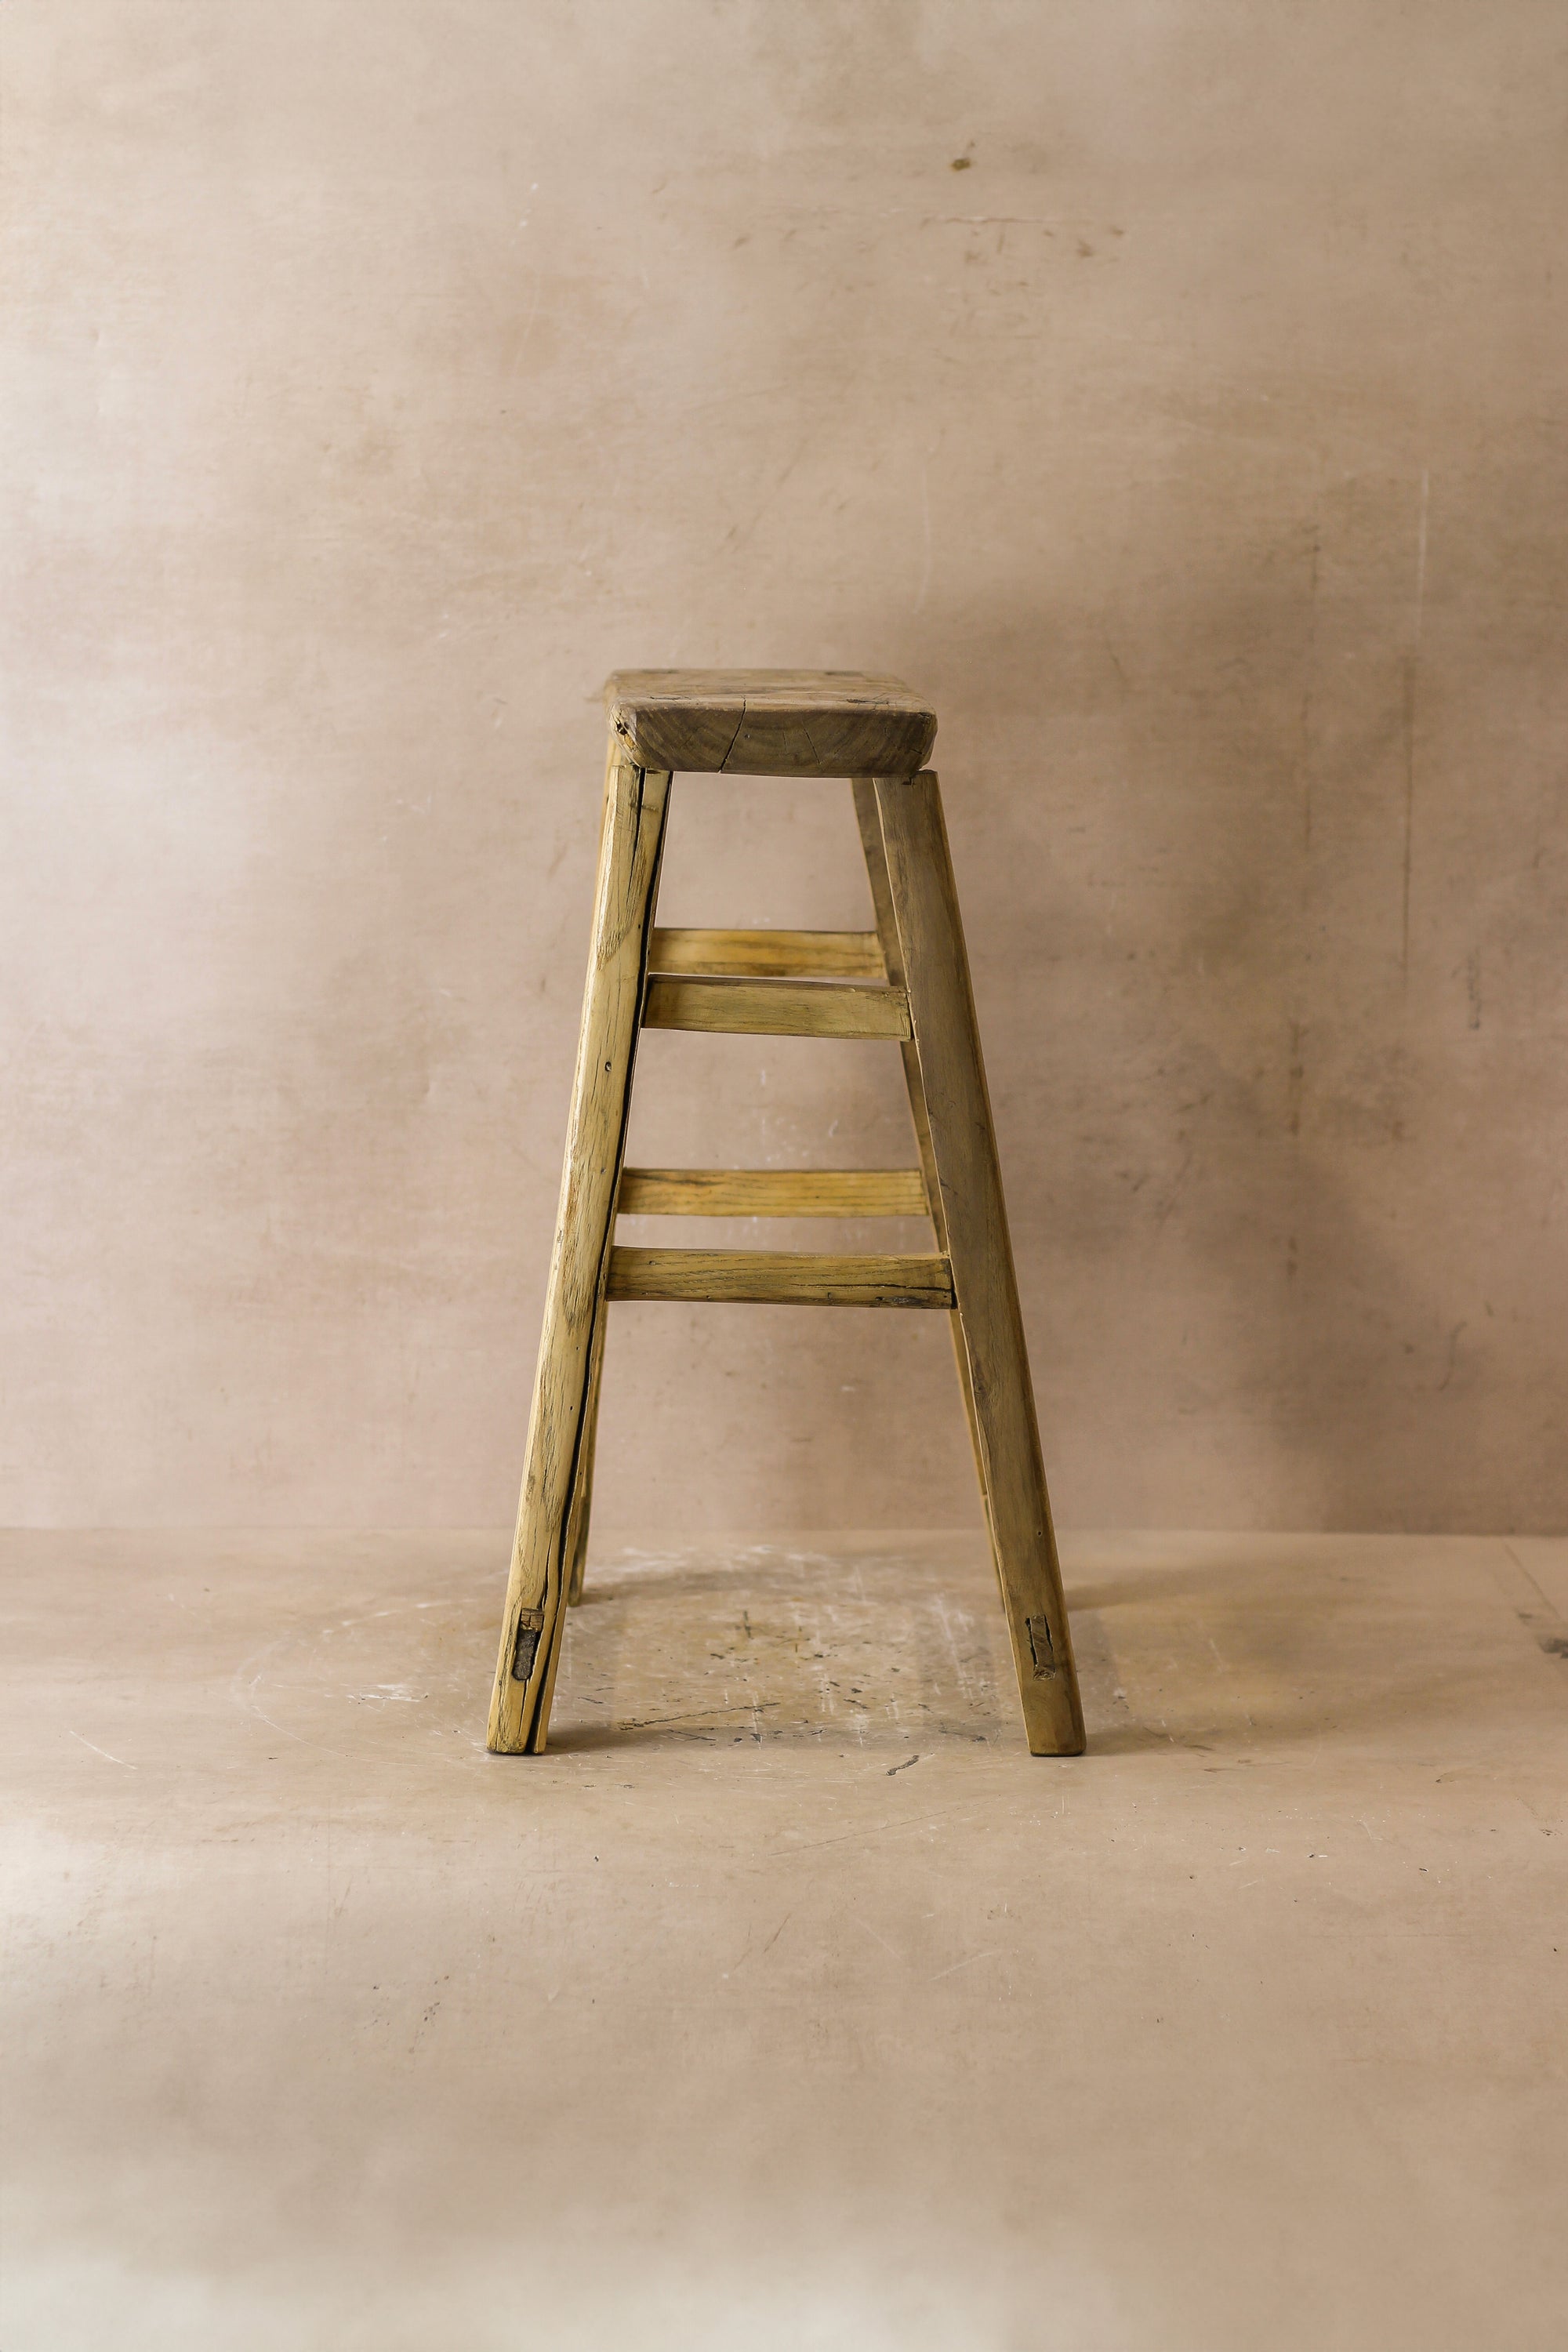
[854,776,989,1469]
[488,749,671,1754]
[564,1308,607,1605]
[852,780,945,1233]
[856,775,1018,1705]
[866,771,1085,1757]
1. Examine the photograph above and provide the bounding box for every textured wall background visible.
[5,0,1566,1532]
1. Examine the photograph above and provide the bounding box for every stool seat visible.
[605,668,937,778]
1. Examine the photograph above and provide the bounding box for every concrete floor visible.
[3,1527,1566,2350]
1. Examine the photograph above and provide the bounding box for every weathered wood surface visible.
[564,1305,606,1607]
[607,1247,955,1308]
[854,771,983,1508]
[488,753,670,1754]
[857,770,1028,1715]
[642,974,910,1040]
[853,781,945,1216]
[650,927,885,979]
[872,770,1085,1756]
[618,1166,928,1218]
[605,669,937,777]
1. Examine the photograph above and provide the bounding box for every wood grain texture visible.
[857,771,1029,1718]
[854,770,986,1521]
[564,1305,606,1607]
[607,1247,955,1308]
[649,927,885,979]
[605,669,937,777]
[643,974,910,1040]
[618,1167,928,1218]
[853,781,945,1218]
[488,752,671,1754]
[872,770,1086,1757]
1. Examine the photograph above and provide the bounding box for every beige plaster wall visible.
[5,1,1566,1533]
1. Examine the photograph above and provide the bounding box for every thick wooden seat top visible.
[605,669,936,778]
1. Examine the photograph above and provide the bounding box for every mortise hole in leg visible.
[1026,1614,1057,1678]
[511,1609,545,1682]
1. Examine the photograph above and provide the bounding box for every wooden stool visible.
[487,671,1085,1758]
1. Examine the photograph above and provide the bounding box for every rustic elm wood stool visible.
[487,670,1084,1758]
